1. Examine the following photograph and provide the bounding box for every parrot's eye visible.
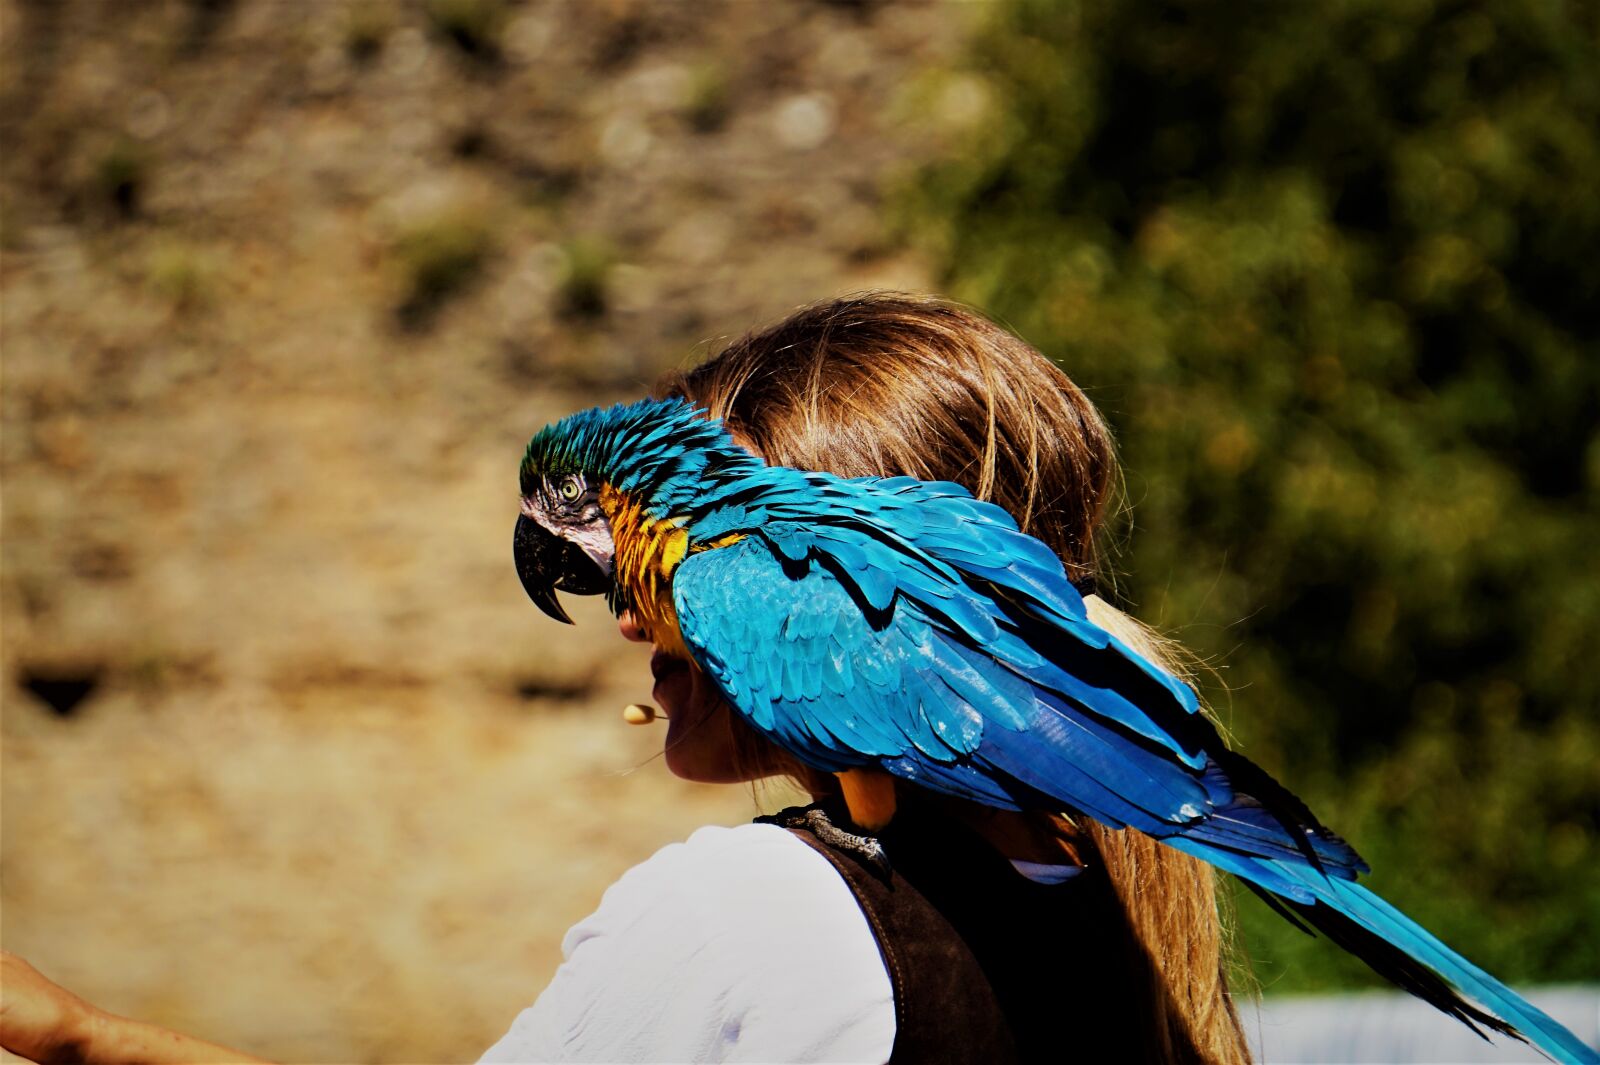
[557,475,584,503]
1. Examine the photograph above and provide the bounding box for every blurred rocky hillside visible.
[0,2,975,1060]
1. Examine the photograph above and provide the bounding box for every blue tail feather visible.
[1308,875,1600,1064]
[1172,838,1599,1064]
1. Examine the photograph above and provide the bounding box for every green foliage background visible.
[901,0,1600,990]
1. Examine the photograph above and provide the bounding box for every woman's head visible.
[644,293,1118,788]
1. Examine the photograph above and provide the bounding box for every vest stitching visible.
[791,829,909,1036]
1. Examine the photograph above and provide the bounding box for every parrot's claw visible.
[759,804,892,879]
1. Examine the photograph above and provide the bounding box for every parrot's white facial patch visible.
[523,476,614,576]
[564,521,615,575]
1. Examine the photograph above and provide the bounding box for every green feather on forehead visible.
[520,398,765,516]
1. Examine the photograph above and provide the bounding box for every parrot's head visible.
[514,397,763,624]
[513,450,613,625]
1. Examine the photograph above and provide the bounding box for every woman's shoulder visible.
[479,822,895,1064]
[618,820,824,882]
[587,822,839,924]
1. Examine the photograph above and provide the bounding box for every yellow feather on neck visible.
[601,485,692,658]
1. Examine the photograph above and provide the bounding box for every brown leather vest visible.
[777,800,1154,1065]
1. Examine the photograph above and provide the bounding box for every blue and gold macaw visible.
[514,396,1595,1063]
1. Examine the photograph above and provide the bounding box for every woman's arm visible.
[1,952,270,1065]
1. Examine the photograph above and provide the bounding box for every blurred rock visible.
[773,92,838,151]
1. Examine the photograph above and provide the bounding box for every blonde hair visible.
[657,292,1250,1064]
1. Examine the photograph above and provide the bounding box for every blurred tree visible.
[902,0,1600,989]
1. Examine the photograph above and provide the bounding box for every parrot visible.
[513,395,1597,1064]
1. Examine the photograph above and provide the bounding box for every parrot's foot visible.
[758,804,892,879]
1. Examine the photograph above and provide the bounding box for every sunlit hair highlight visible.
[657,291,1250,1064]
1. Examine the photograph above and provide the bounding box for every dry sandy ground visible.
[0,2,978,1059]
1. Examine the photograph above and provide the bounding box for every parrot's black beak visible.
[514,514,611,624]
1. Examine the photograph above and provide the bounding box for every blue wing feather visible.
[673,531,1226,837]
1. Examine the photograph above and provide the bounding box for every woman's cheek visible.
[663,674,744,783]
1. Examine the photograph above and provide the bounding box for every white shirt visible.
[478,823,897,1064]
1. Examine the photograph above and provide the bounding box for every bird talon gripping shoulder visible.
[515,396,1599,1064]
[755,805,892,880]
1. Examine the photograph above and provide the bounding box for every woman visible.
[0,293,1246,1063]
[484,293,1248,1063]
